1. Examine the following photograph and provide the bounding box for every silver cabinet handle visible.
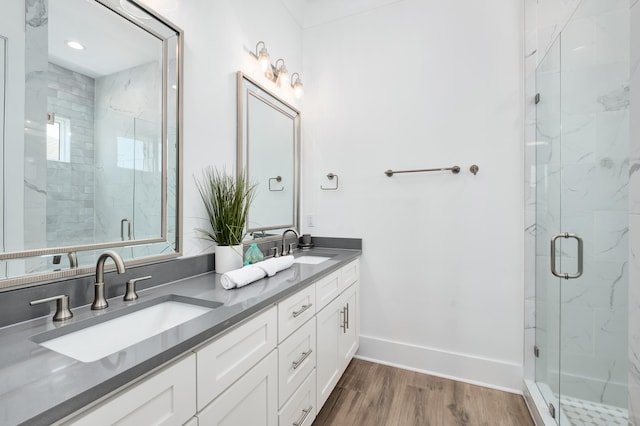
[345,302,350,330]
[292,303,312,318]
[292,349,313,369]
[550,233,583,279]
[340,307,347,333]
[30,294,73,322]
[293,406,313,426]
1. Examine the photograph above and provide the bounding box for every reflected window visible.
[46,115,71,162]
[116,136,161,172]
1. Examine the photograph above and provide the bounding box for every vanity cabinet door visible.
[316,281,359,412]
[315,295,343,411]
[339,282,359,367]
[196,350,278,426]
[65,354,196,426]
[195,306,277,411]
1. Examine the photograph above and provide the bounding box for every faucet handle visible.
[124,275,152,302]
[288,242,296,255]
[270,247,280,258]
[30,295,73,322]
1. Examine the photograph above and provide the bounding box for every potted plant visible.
[195,167,256,274]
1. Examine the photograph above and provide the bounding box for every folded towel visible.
[220,265,266,290]
[254,255,294,277]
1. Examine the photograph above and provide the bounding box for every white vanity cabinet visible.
[58,257,360,426]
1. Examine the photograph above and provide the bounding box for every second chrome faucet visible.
[91,251,126,310]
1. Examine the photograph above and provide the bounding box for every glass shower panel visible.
[131,116,162,242]
[558,0,629,423]
[535,35,562,423]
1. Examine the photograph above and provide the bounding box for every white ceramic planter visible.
[215,244,244,274]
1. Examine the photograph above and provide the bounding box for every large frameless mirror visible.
[0,0,182,289]
[237,72,300,242]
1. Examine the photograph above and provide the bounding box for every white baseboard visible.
[357,334,523,394]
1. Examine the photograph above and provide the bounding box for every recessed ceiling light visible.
[65,40,85,50]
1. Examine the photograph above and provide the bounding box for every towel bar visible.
[384,166,460,177]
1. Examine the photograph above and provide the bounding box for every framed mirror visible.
[237,72,300,241]
[0,0,182,289]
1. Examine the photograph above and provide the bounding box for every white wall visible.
[138,0,303,256]
[301,0,524,391]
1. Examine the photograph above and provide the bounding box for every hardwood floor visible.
[314,358,534,426]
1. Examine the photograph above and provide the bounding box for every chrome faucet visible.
[91,250,126,310]
[281,228,300,256]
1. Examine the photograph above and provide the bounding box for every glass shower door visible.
[535,1,629,424]
[535,35,562,423]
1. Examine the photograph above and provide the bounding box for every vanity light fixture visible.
[254,41,274,80]
[65,40,85,50]
[291,73,303,98]
[251,41,303,96]
[274,58,290,88]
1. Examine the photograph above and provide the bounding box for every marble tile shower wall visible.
[94,61,162,247]
[628,1,640,423]
[525,0,631,410]
[46,62,95,247]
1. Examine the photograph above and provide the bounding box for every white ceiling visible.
[279,0,405,28]
[48,0,161,78]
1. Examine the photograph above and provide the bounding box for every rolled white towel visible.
[254,255,294,277]
[220,265,266,290]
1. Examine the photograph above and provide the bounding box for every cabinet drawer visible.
[278,285,315,343]
[65,354,196,426]
[278,319,316,408]
[315,270,341,311]
[340,259,360,290]
[197,350,278,426]
[196,306,277,410]
[279,369,316,426]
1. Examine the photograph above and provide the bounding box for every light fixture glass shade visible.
[293,80,304,98]
[276,66,289,88]
[255,42,274,80]
[291,73,303,98]
[258,49,271,71]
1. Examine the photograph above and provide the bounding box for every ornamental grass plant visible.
[194,167,256,246]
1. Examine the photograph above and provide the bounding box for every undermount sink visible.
[32,295,222,363]
[293,255,331,265]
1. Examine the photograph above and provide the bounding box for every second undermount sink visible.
[293,255,332,265]
[32,295,222,363]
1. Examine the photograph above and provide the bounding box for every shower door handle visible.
[550,233,583,279]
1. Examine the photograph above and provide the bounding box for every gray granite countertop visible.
[0,247,361,426]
